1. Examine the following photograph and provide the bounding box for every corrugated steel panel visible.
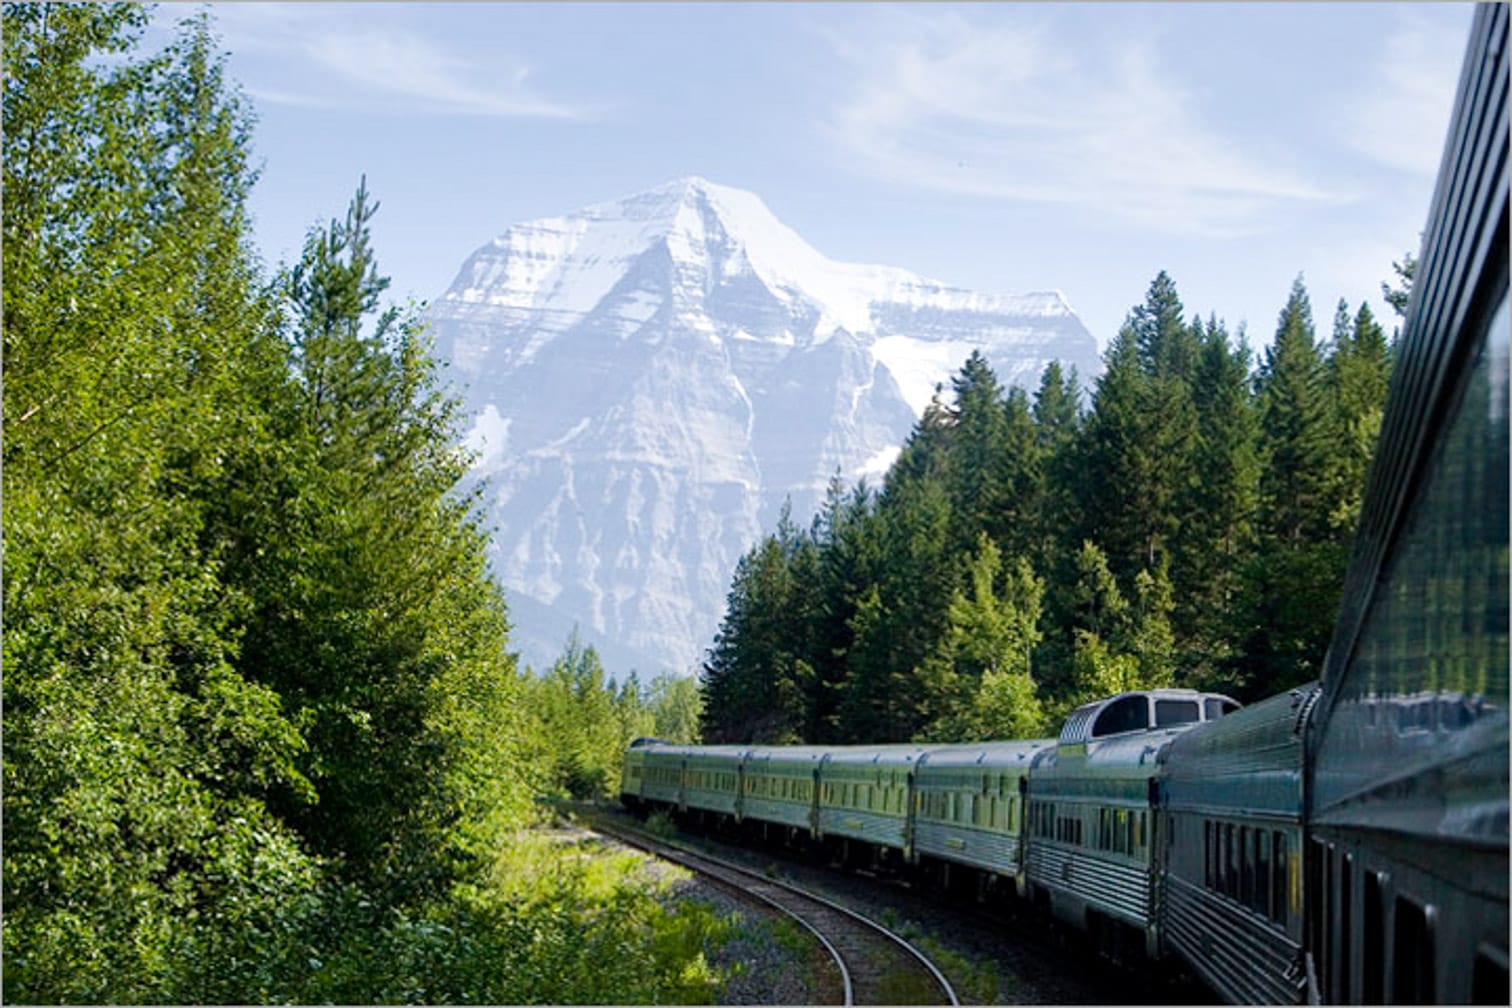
[1027,842,1152,925]
[1163,875,1305,1004]
[742,797,813,830]
[1163,685,1316,818]
[914,820,1019,875]
[817,806,908,851]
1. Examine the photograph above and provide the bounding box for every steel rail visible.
[593,819,960,1006]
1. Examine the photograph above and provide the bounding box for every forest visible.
[2,6,714,1003]
[3,4,1406,1003]
[700,261,1401,745]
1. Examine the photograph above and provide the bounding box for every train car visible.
[1303,6,1508,1003]
[681,745,751,823]
[1026,688,1238,959]
[619,736,659,812]
[911,739,1054,896]
[740,745,829,839]
[816,745,927,861]
[1160,683,1321,1003]
[639,742,698,811]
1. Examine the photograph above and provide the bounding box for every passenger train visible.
[622,6,1507,1004]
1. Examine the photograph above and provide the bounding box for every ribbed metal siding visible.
[1163,875,1305,1005]
[1163,686,1315,819]
[914,820,1020,875]
[742,796,813,830]
[817,806,908,851]
[684,785,738,816]
[1027,842,1151,924]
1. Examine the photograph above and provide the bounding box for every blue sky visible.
[153,2,1475,354]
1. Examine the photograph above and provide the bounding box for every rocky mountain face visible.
[425,177,1100,676]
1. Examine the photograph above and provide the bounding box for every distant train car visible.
[1160,683,1320,1003]
[639,742,699,811]
[740,745,828,840]
[1304,5,1508,1003]
[816,745,926,862]
[1026,689,1237,958]
[911,739,1053,895]
[681,745,751,823]
[619,736,660,811]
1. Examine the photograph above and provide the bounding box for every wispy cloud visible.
[1339,9,1468,176]
[204,4,586,119]
[825,12,1336,237]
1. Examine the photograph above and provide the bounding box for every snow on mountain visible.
[426,176,1100,676]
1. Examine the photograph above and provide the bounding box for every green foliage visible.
[520,631,627,798]
[703,263,1396,734]
[915,536,1047,741]
[5,8,713,1003]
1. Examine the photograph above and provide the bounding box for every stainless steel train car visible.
[816,745,926,862]
[1160,683,1320,1003]
[1303,5,1508,1003]
[740,745,828,837]
[911,739,1053,895]
[1025,689,1237,958]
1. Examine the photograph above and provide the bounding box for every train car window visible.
[1205,822,1215,888]
[1154,699,1200,727]
[1241,827,1255,910]
[1392,896,1435,1003]
[1257,830,1273,918]
[1093,695,1149,736]
[1223,823,1236,896]
[1203,697,1237,719]
[1273,832,1289,923]
[1338,851,1353,1005]
[1471,944,1509,1006]
[1363,870,1384,1004]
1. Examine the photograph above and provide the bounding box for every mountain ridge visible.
[426,177,1101,675]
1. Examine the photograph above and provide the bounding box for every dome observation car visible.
[1057,688,1240,747]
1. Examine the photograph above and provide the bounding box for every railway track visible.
[591,818,960,1006]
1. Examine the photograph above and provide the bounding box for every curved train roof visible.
[1162,682,1320,817]
[915,739,1055,772]
[821,744,931,767]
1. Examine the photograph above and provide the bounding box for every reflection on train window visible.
[1350,293,1508,708]
[1155,699,1200,727]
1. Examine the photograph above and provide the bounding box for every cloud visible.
[202,4,585,119]
[1340,9,1469,176]
[825,12,1336,237]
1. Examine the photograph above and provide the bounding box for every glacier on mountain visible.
[425,176,1100,676]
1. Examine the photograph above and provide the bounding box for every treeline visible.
[521,631,703,801]
[702,271,1395,745]
[2,7,713,1003]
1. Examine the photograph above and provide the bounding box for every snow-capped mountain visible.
[426,176,1100,676]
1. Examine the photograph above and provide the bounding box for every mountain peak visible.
[428,178,1101,676]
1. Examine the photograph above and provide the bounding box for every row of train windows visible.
[647,767,681,786]
[746,776,811,802]
[821,780,905,814]
[1203,821,1290,925]
[916,791,1019,831]
[1308,840,1456,1005]
[688,770,736,791]
[1028,803,1145,854]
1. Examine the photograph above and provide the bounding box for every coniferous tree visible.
[1329,301,1393,533]
[1241,276,1350,696]
[1176,316,1261,687]
[914,536,1046,742]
